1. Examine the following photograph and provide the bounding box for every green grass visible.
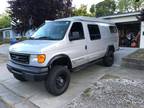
[3,39,10,43]
[0,39,10,45]
[82,88,92,97]
[0,37,28,45]
[0,41,3,45]
[21,37,28,41]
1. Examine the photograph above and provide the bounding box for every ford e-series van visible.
[7,16,119,96]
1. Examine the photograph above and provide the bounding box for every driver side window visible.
[69,22,84,41]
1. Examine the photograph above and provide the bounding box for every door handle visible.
[85,45,87,50]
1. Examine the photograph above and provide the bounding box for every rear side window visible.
[69,22,84,41]
[109,26,117,33]
[88,25,101,40]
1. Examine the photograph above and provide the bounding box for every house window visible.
[5,31,10,39]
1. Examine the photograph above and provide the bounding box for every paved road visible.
[0,46,141,108]
[114,47,137,66]
[0,44,10,55]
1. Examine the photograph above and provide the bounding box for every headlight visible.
[31,54,46,64]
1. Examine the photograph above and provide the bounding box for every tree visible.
[131,0,144,11]
[72,5,91,16]
[117,0,144,13]
[0,13,11,29]
[117,0,130,13]
[90,0,116,17]
[8,0,72,34]
[90,4,96,16]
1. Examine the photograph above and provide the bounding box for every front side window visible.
[88,24,101,40]
[69,22,84,41]
[31,21,70,40]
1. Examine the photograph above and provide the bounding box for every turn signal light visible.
[37,54,46,63]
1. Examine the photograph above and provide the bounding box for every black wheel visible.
[13,74,27,82]
[45,65,70,96]
[103,50,114,67]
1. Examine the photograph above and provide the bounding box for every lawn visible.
[0,37,28,45]
[0,39,10,45]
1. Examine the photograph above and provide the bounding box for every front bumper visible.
[7,61,48,81]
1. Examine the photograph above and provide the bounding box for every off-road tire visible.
[103,50,114,67]
[45,65,70,96]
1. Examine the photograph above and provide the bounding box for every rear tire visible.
[45,65,70,96]
[103,50,114,67]
[13,74,27,82]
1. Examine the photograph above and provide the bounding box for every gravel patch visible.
[65,78,144,108]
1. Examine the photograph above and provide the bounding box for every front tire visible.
[103,50,114,67]
[45,65,70,96]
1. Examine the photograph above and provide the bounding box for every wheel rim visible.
[56,73,66,89]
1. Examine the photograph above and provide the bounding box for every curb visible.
[0,84,39,108]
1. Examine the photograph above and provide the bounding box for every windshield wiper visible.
[37,36,50,40]
[33,36,57,40]
[29,36,60,40]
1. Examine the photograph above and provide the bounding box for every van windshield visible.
[31,21,70,40]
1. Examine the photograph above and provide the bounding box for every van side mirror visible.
[69,32,80,41]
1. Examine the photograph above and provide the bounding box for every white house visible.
[0,27,17,40]
[0,27,36,41]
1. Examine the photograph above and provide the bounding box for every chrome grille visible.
[10,53,30,64]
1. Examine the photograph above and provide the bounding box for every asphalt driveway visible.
[0,44,10,55]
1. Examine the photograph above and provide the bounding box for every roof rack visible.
[55,16,114,24]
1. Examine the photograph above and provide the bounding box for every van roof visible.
[54,16,114,24]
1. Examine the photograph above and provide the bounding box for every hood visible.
[9,40,58,54]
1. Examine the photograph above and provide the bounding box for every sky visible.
[0,0,9,14]
[73,0,104,9]
[0,0,104,14]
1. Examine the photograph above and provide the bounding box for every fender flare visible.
[48,54,72,69]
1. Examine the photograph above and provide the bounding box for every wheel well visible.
[49,55,72,71]
[108,45,115,52]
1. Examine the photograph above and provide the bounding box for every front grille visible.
[10,53,30,64]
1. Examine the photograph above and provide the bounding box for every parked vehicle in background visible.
[7,16,119,96]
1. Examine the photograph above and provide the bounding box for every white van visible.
[7,16,119,96]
